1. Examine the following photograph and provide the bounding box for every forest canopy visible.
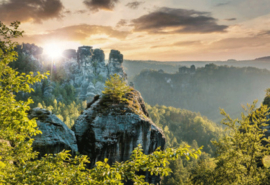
[134,65,270,122]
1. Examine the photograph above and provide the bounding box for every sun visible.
[43,43,63,58]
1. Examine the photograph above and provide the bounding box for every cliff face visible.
[28,108,78,157]
[72,90,165,169]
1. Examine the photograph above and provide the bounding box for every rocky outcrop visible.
[72,90,165,184]
[28,108,78,157]
[54,46,127,101]
[16,44,127,102]
[108,49,127,79]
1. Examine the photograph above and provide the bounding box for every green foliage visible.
[146,104,222,154]
[16,80,78,108]
[146,104,221,184]
[0,21,48,182]
[162,152,215,185]
[191,101,270,185]
[39,99,86,128]
[1,144,201,184]
[102,74,132,104]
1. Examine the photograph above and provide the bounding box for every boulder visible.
[72,90,165,184]
[28,108,78,157]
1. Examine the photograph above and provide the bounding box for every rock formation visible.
[57,46,127,101]
[108,50,127,79]
[72,90,165,184]
[28,107,78,157]
[16,44,127,102]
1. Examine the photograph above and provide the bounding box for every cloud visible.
[116,19,128,27]
[75,10,88,14]
[83,0,119,12]
[63,10,71,14]
[258,30,270,36]
[19,24,129,44]
[225,18,237,21]
[0,0,64,23]
[151,41,202,48]
[126,1,144,9]
[209,35,270,50]
[216,2,230,7]
[173,41,202,46]
[131,7,228,34]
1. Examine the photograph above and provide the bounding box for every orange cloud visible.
[18,24,130,44]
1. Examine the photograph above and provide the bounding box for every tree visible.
[102,74,131,104]
[0,21,49,182]
[191,101,270,185]
[0,21,201,184]
[263,88,270,107]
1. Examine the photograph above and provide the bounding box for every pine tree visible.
[102,74,131,104]
[192,101,270,185]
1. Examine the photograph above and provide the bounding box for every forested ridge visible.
[134,64,270,122]
[123,59,270,82]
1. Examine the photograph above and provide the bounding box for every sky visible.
[1,0,270,61]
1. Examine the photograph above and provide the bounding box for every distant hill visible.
[133,64,270,122]
[123,58,270,82]
[255,56,270,61]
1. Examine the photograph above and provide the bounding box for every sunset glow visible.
[2,0,270,61]
[43,43,63,59]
